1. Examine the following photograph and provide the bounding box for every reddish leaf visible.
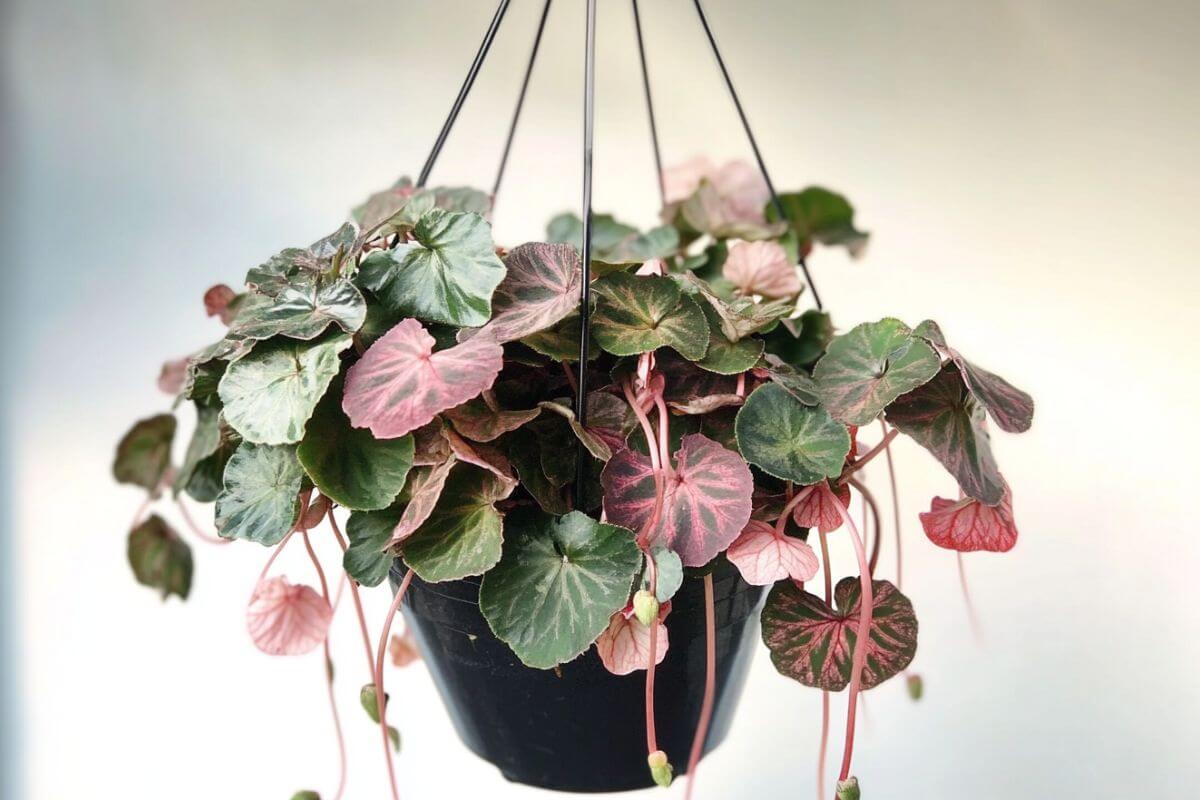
[919,485,1018,552]
[791,481,851,533]
[601,433,753,567]
[762,577,917,692]
[157,357,189,395]
[726,519,819,586]
[204,284,238,324]
[389,457,457,544]
[471,242,582,343]
[722,240,801,298]
[343,318,503,439]
[595,606,669,676]
[411,419,452,466]
[246,576,333,656]
[441,426,517,489]
[444,395,540,442]
[389,633,421,668]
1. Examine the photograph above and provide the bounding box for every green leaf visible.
[182,421,241,503]
[591,272,708,360]
[765,187,869,256]
[444,394,541,442]
[218,333,351,445]
[696,301,765,374]
[504,428,570,515]
[640,546,683,604]
[758,355,820,405]
[344,504,403,587]
[764,309,834,369]
[290,792,322,800]
[128,514,192,600]
[813,318,940,426]
[247,223,357,295]
[679,179,787,240]
[683,274,795,341]
[519,313,597,362]
[114,414,176,492]
[358,684,401,751]
[215,443,304,545]
[886,364,1005,505]
[357,209,505,327]
[735,383,850,485]
[298,377,414,511]
[173,404,221,497]
[402,465,510,582]
[547,212,637,253]
[227,276,366,342]
[479,509,643,668]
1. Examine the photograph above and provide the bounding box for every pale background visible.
[3,0,1198,798]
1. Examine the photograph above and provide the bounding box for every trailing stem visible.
[374,571,414,800]
[643,553,660,754]
[775,485,816,538]
[327,509,378,677]
[879,420,902,589]
[837,427,899,486]
[957,553,983,643]
[816,529,833,800]
[302,532,346,800]
[847,478,882,576]
[830,493,874,786]
[683,573,717,800]
[175,496,232,545]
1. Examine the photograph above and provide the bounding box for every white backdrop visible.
[6,0,1199,797]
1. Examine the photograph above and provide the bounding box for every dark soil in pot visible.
[389,557,766,793]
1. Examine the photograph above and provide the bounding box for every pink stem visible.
[683,573,717,800]
[830,494,874,784]
[623,378,661,473]
[644,553,660,754]
[735,371,746,397]
[327,510,378,680]
[878,420,902,588]
[957,553,982,642]
[837,427,900,484]
[775,485,817,537]
[561,360,579,397]
[129,495,152,531]
[653,393,672,479]
[255,529,296,587]
[303,532,346,800]
[847,478,882,576]
[374,571,414,800]
[816,529,833,800]
[175,497,232,545]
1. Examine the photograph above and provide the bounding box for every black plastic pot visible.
[389,557,765,793]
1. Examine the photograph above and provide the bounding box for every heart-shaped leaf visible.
[696,301,765,375]
[342,319,503,440]
[127,514,193,600]
[679,179,786,240]
[219,333,351,445]
[344,504,403,587]
[595,609,668,676]
[470,242,581,343]
[791,481,851,533]
[722,240,801,298]
[444,394,540,442]
[813,318,940,426]
[402,465,511,582]
[765,187,869,257]
[357,209,505,327]
[761,577,917,691]
[735,383,850,485]
[246,576,332,656]
[389,457,457,544]
[247,223,357,296]
[914,320,1034,434]
[601,433,753,567]
[886,365,1004,505]
[297,378,414,511]
[726,519,818,586]
[919,484,1018,552]
[591,272,708,360]
[228,276,366,342]
[113,414,176,492]
[215,443,304,545]
[519,312,598,362]
[479,509,643,668]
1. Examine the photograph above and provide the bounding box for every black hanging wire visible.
[631,0,665,207]
[573,0,598,508]
[492,0,553,198]
[690,0,824,310]
[417,0,513,188]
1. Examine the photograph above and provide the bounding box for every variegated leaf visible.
[726,519,818,586]
[402,464,510,583]
[595,608,669,675]
[734,383,850,485]
[469,242,581,343]
[919,484,1018,552]
[722,240,801,298]
[791,481,851,533]
[591,272,708,360]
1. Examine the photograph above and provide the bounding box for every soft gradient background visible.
[4,0,1198,797]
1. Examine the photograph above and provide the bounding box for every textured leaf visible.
[215,443,304,545]
[791,481,851,534]
[595,610,668,675]
[228,276,366,342]
[919,484,1018,552]
[601,433,753,567]
[173,404,221,497]
[246,576,332,655]
[389,457,457,544]
[546,212,677,264]
[402,465,509,582]
[696,301,765,375]
[722,240,801,298]
[591,272,708,360]
[247,223,357,295]
[344,504,403,587]
[298,378,414,511]
[756,355,820,405]
[218,334,351,445]
[181,421,240,503]
[444,394,540,442]
[440,427,518,489]
[471,242,581,343]
[504,428,569,515]
[683,274,795,341]
[735,383,850,485]
[127,514,192,600]
[726,519,818,586]
[762,577,917,691]
[764,309,834,369]
[519,313,597,362]
[113,414,176,491]
[814,318,940,426]
[886,365,1004,505]
[679,179,785,240]
[766,188,869,256]
[342,319,503,439]
[913,320,1034,434]
[536,394,635,463]
[357,209,505,327]
[479,509,643,668]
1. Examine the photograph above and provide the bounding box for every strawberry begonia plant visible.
[115,161,1032,799]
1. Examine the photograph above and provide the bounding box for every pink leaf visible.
[722,240,801,298]
[595,607,669,675]
[389,632,421,668]
[389,457,457,544]
[441,426,518,490]
[601,434,753,567]
[204,284,238,325]
[919,485,1018,553]
[246,576,333,656]
[791,481,851,534]
[710,160,771,224]
[470,243,582,344]
[157,357,189,395]
[727,519,819,585]
[343,319,503,439]
[662,156,717,204]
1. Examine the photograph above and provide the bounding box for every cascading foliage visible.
[115,162,1033,798]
